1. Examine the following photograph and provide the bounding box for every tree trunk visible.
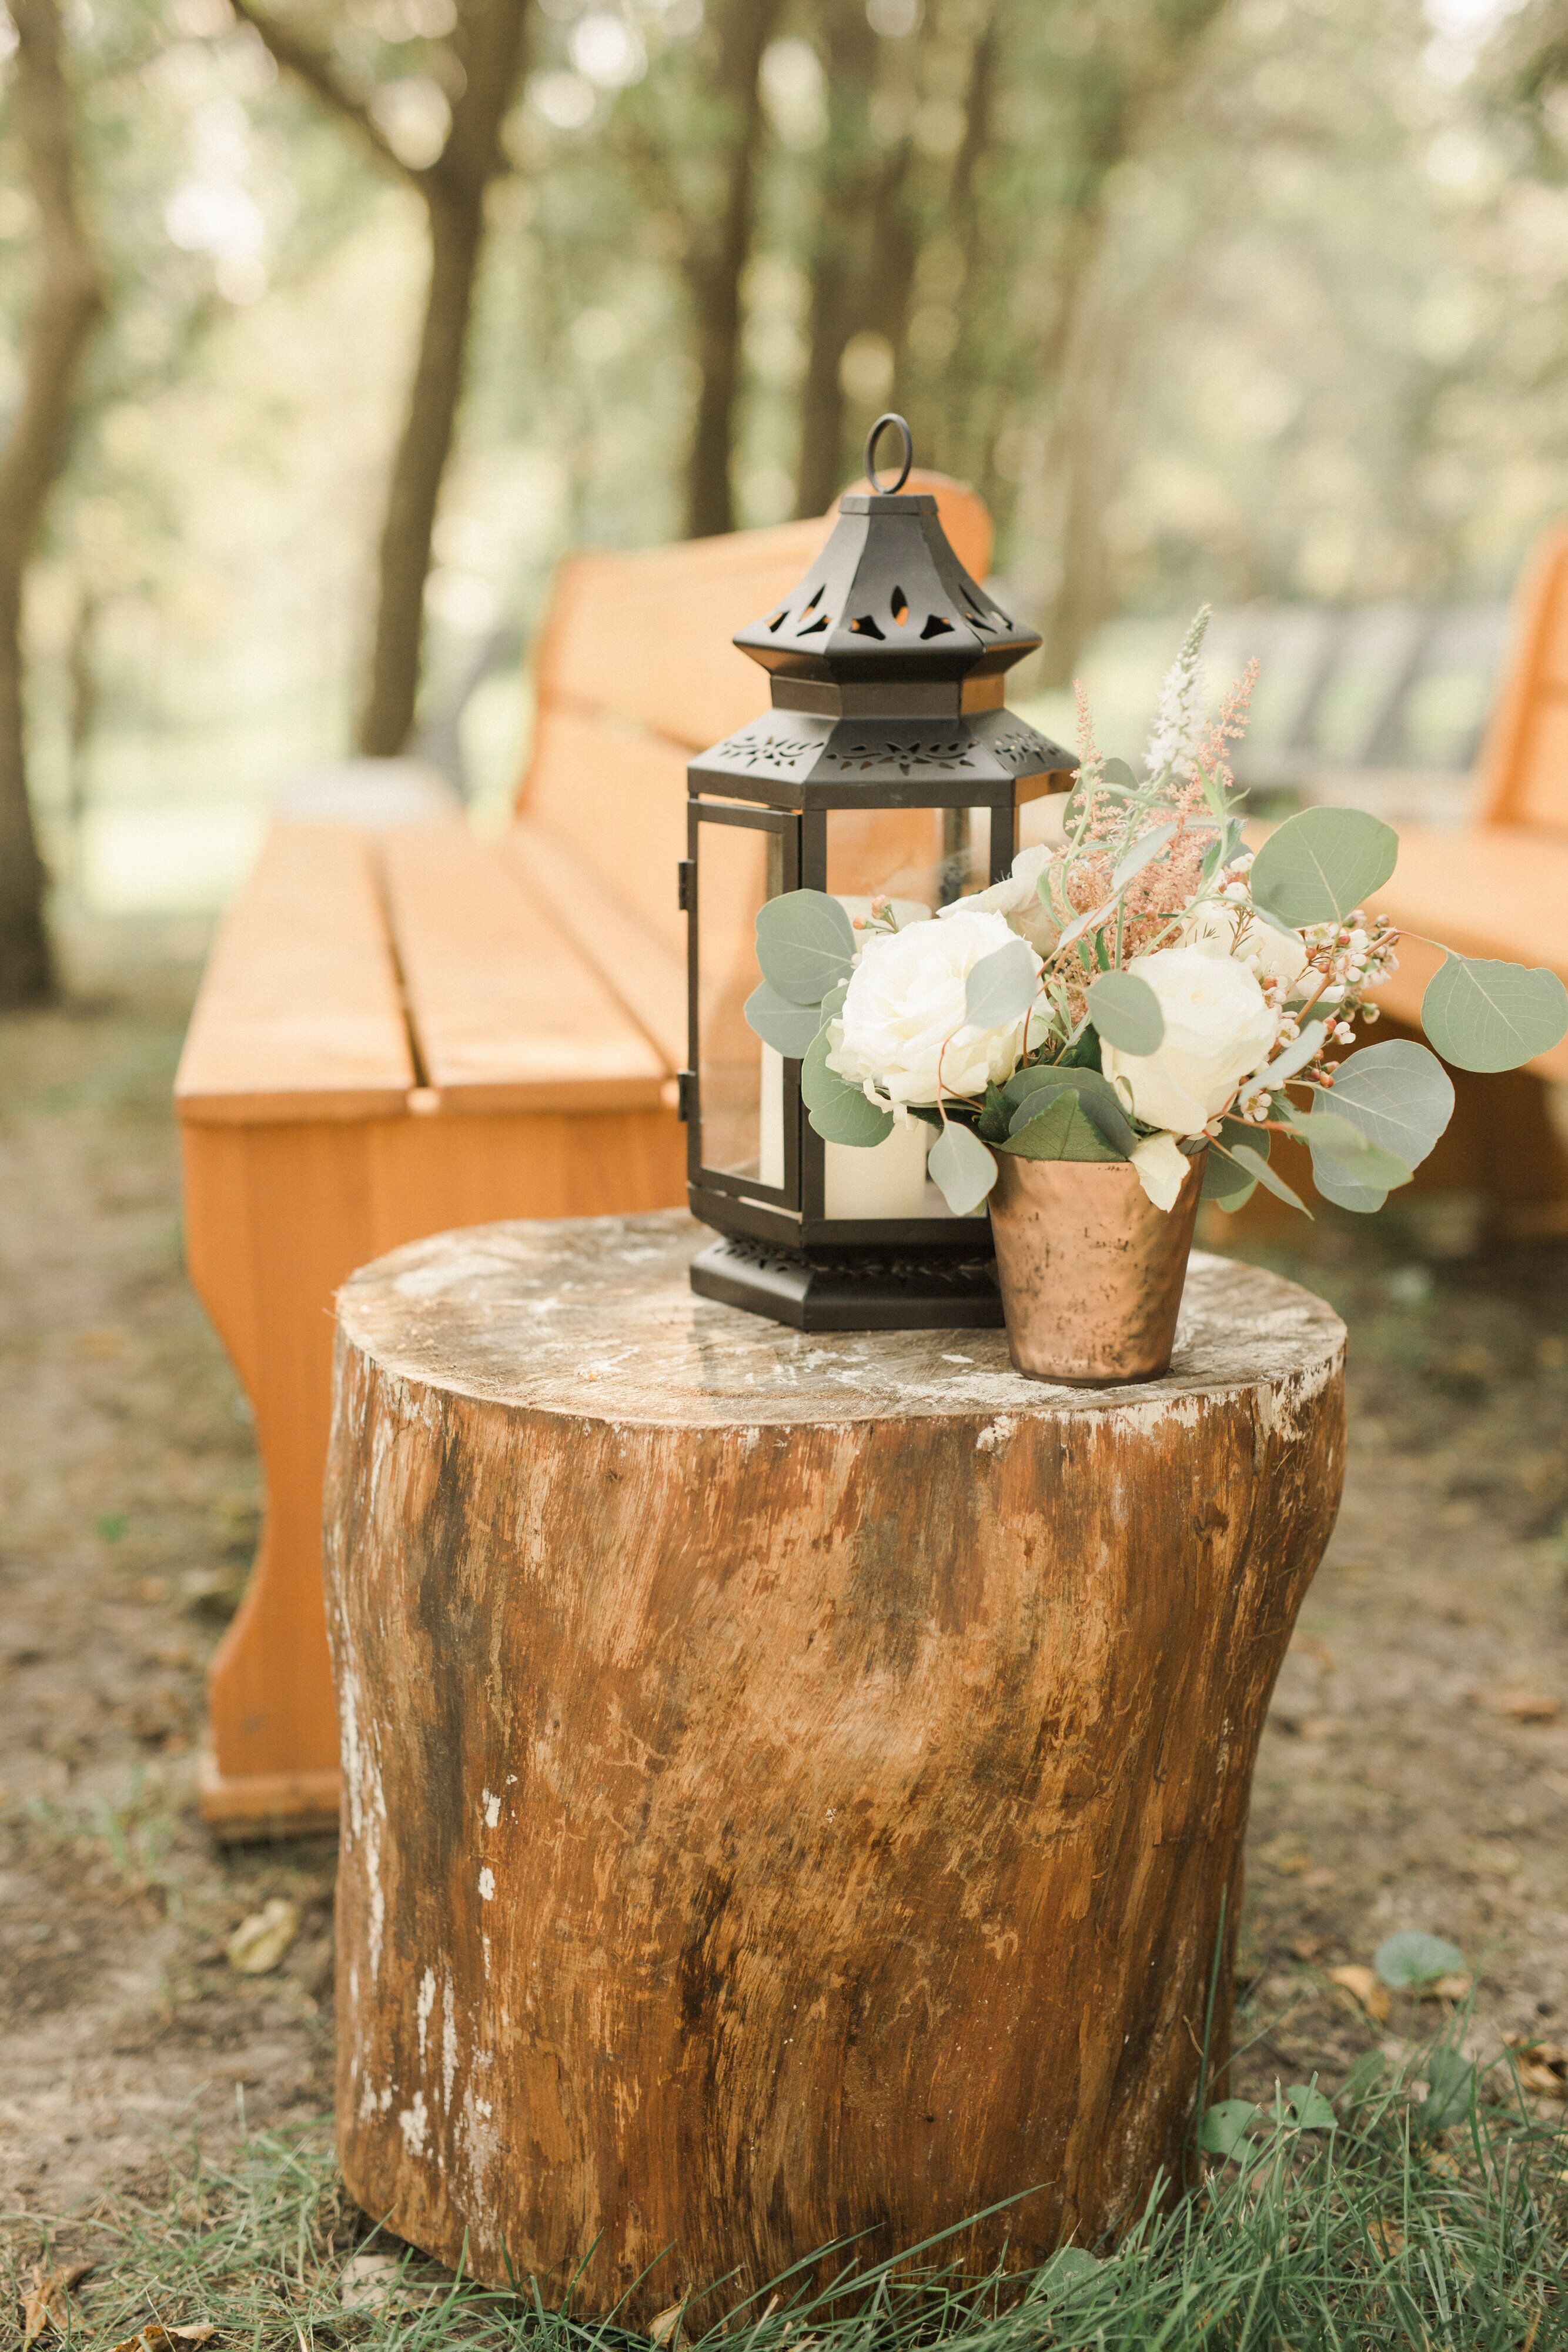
[682,0,782,540]
[0,0,103,1008]
[356,189,487,755]
[794,5,880,517]
[326,1213,1345,2320]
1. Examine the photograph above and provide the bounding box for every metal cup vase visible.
[988,1151,1205,1384]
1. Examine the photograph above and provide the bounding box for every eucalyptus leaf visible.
[1374,1930,1464,1989]
[1228,1141,1310,1215]
[754,890,857,1007]
[1199,2100,1259,2159]
[927,1120,997,1214]
[1087,971,1165,1055]
[964,934,1039,1030]
[800,1031,893,1147]
[1276,1101,1369,1161]
[1286,2084,1337,2132]
[1325,1039,1454,1168]
[1112,820,1179,891]
[1100,756,1138,788]
[1004,1063,1123,1115]
[1421,954,1568,1074]
[1202,1121,1266,1204]
[1001,1090,1125,1162]
[1309,1159,1390,1215]
[744,981,825,1060]
[1249,806,1398,927]
[1308,1131,1411,1193]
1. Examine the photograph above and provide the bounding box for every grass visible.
[13,2033,1566,2352]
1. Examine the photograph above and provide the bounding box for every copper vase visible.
[988,1151,1205,1385]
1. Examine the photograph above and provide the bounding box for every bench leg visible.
[182,1118,375,1838]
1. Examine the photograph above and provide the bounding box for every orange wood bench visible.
[176,476,992,1836]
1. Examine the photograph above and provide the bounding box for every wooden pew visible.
[176,477,992,1836]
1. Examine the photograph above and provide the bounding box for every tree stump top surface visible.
[337,1212,1343,1428]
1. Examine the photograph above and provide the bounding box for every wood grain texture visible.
[175,823,414,1124]
[325,1214,1344,2317]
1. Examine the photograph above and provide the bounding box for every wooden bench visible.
[176,475,992,1836]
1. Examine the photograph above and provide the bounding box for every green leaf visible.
[800,1031,893,1147]
[1228,1141,1310,1215]
[1202,1121,1266,1204]
[1039,2247,1107,2300]
[1075,1089,1138,1158]
[1325,1040,1453,1169]
[1087,971,1164,1055]
[1309,1132,1411,1195]
[1263,1020,1329,1088]
[1101,756,1138,788]
[978,1081,1012,1143]
[1249,806,1398,926]
[754,890,857,1007]
[744,981,825,1060]
[927,1120,997,1214]
[1200,2100,1259,2159]
[1002,1090,1125,1162]
[1416,2049,1475,2135]
[1112,820,1179,891]
[1286,2083,1337,2131]
[964,934,1039,1030]
[1004,1063,1119,1114]
[1375,1930,1465,1989]
[1420,954,1568,1074]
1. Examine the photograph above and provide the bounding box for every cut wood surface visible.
[326,1212,1345,2318]
[175,824,413,1123]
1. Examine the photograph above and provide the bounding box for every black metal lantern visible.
[681,415,1076,1330]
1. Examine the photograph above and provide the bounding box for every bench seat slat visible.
[502,821,687,1077]
[1374,824,1568,1081]
[175,823,415,1125]
[382,821,668,1112]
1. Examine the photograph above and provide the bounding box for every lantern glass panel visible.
[695,810,789,1192]
[823,805,1001,916]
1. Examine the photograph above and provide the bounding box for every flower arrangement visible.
[745,610,1568,1221]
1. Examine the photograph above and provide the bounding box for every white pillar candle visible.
[825,1118,931,1219]
[759,1043,785,1188]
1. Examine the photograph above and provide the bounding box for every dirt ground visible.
[1,928,1564,2239]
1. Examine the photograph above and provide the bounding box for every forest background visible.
[5,0,1568,1003]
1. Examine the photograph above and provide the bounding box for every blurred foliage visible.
[4,0,1567,903]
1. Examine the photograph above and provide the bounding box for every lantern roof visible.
[734,416,1042,687]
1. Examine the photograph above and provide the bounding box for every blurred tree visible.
[0,0,103,1007]
[231,0,531,753]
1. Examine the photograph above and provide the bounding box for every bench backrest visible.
[514,474,993,963]
[1479,519,1568,837]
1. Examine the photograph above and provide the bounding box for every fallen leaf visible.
[1427,2150,1461,2177]
[1329,1964,1392,2023]
[339,2254,444,2316]
[22,2264,90,2345]
[1429,1972,1472,2001]
[1484,1689,1559,1724]
[1366,2219,1404,2257]
[1505,2036,1567,2099]
[227,1897,300,1976]
[110,2327,218,2351]
[649,2301,689,2348]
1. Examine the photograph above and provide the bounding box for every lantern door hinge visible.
[677,858,696,912]
[676,1070,696,1122]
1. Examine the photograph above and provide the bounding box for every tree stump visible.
[325,1212,1345,2320]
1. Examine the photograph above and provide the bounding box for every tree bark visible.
[232,0,530,758]
[0,0,103,1008]
[326,1214,1345,2321]
[682,0,782,540]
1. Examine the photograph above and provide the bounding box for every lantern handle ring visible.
[864,412,914,495]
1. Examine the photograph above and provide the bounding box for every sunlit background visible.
[8,0,1566,918]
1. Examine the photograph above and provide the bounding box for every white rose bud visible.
[1101,943,1282,1136]
[827,908,1042,1107]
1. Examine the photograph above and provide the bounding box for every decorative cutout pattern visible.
[713,1236,997,1289]
[988,727,1060,771]
[710,734,818,771]
[827,739,976,774]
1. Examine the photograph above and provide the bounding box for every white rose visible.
[1101,943,1281,1135]
[827,908,1041,1107]
[936,843,1059,956]
[1182,901,1309,993]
